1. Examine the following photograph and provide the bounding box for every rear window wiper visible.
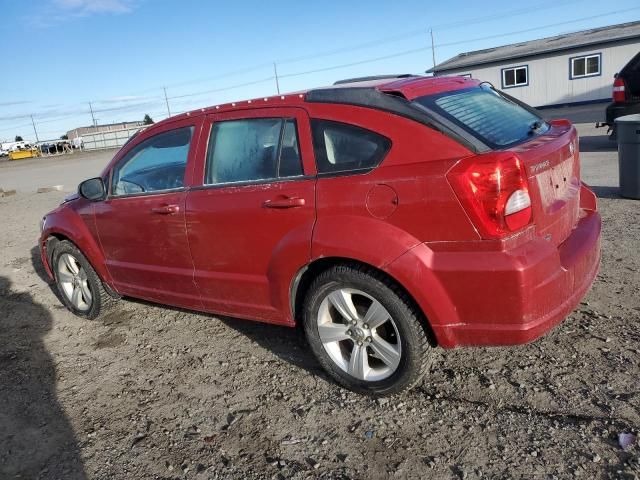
[528,120,544,134]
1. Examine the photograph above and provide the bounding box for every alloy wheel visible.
[57,253,93,311]
[317,288,402,382]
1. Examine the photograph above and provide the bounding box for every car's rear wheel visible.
[53,240,115,319]
[303,264,432,396]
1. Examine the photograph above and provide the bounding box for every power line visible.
[280,8,640,79]
[273,63,281,95]
[274,0,583,66]
[163,87,171,117]
[30,115,39,142]
[1,5,637,134]
[168,76,275,100]
[88,102,97,127]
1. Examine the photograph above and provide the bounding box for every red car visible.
[40,76,601,396]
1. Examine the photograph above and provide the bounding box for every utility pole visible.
[273,62,281,95]
[430,28,436,70]
[163,87,171,117]
[88,102,97,128]
[30,115,40,142]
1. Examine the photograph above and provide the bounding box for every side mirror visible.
[78,177,106,201]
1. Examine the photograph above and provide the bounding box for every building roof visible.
[428,20,640,73]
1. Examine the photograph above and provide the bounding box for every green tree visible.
[60,134,69,140]
[15,135,23,142]
[143,114,154,125]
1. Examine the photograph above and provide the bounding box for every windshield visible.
[412,85,549,149]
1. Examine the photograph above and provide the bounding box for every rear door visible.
[186,108,316,323]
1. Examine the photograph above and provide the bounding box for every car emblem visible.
[531,159,550,173]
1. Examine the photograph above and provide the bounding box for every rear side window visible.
[413,86,549,149]
[311,120,391,174]
[206,118,303,185]
[111,126,193,196]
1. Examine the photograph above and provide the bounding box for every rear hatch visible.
[412,84,580,245]
[512,120,580,246]
[619,52,640,102]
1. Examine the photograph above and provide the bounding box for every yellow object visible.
[9,149,39,160]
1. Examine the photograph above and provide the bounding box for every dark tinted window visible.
[279,120,303,178]
[111,126,193,196]
[413,86,549,149]
[206,118,303,184]
[311,120,390,174]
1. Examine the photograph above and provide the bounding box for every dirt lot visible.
[1,128,639,479]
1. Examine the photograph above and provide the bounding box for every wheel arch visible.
[290,256,438,346]
[41,207,115,290]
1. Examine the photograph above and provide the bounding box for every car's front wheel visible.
[53,240,115,319]
[303,264,432,396]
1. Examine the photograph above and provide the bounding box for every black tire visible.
[302,264,432,396]
[52,240,116,320]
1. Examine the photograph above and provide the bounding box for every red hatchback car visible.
[40,75,601,395]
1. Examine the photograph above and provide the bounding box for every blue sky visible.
[0,0,639,141]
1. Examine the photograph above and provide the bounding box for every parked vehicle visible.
[39,76,601,395]
[605,51,640,139]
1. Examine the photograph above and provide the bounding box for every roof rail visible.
[333,74,418,85]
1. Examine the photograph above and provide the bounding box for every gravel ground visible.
[1,130,639,479]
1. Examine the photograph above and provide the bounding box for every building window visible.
[570,53,601,79]
[501,65,528,89]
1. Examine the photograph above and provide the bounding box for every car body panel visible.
[185,107,316,324]
[93,116,204,308]
[385,185,600,348]
[39,75,602,349]
[40,198,114,286]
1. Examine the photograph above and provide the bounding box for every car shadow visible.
[33,242,326,382]
[219,317,327,379]
[30,245,64,301]
[123,296,327,380]
[0,275,87,479]
[579,134,617,153]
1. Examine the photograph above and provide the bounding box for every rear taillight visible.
[613,77,626,103]
[447,153,532,238]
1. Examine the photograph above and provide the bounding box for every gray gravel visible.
[0,123,638,479]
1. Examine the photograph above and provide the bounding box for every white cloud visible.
[98,95,149,104]
[52,0,135,15]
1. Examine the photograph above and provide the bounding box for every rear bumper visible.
[385,186,601,348]
[606,101,640,125]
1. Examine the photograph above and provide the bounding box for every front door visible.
[93,120,202,309]
[186,108,316,323]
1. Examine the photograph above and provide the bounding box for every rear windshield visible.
[412,86,549,149]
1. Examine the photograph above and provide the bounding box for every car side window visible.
[111,127,193,197]
[311,120,391,174]
[206,118,303,185]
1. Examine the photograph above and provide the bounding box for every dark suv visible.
[605,51,640,139]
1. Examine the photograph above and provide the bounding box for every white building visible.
[428,21,640,108]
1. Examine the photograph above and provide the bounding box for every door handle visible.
[151,204,180,215]
[262,197,305,209]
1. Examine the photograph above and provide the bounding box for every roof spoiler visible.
[333,74,417,85]
[306,87,490,154]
